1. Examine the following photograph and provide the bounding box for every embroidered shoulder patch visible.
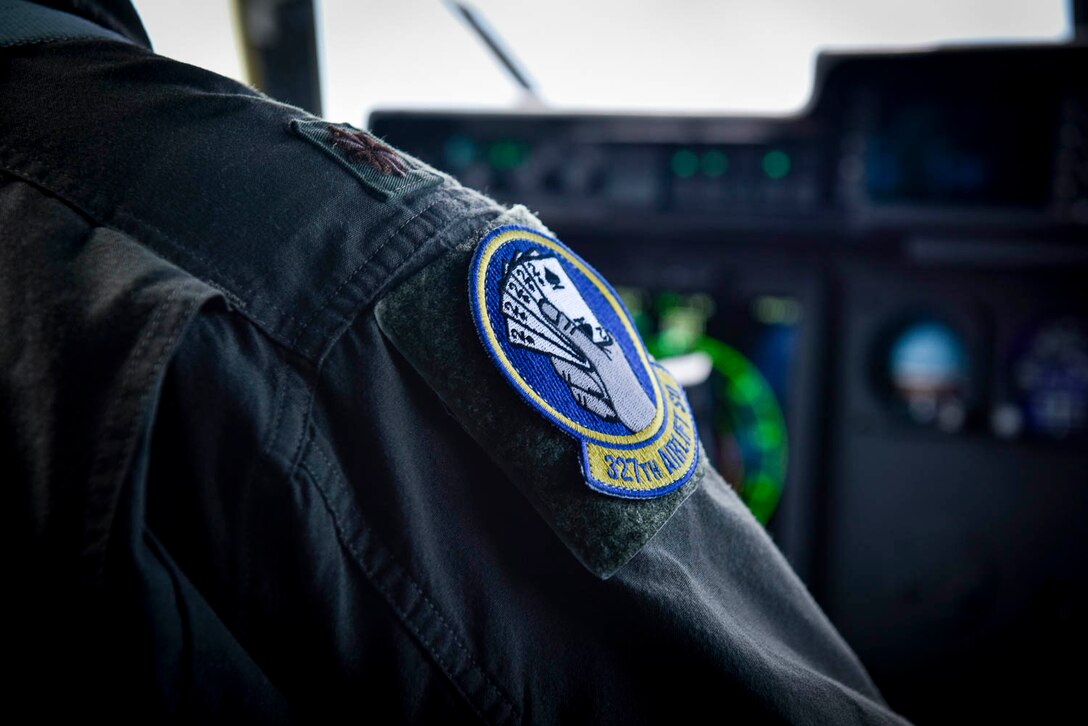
[470,225,699,498]
[290,119,442,201]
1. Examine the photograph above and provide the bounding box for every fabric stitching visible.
[298,458,491,723]
[298,456,514,724]
[285,366,318,478]
[301,434,521,724]
[0,148,300,334]
[0,153,269,320]
[111,207,263,310]
[83,286,177,560]
[291,196,447,347]
[0,145,489,367]
[311,438,520,720]
[359,207,504,321]
[84,288,203,582]
[264,368,288,455]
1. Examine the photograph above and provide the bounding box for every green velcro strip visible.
[374,208,703,579]
[290,119,443,201]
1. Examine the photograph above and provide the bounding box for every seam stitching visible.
[84,289,201,582]
[301,436,520,724]
[291,196,447,347]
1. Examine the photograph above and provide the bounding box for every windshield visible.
[140,0,1069,123]
[320,0,1068,121]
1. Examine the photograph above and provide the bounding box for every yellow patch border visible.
[474,228,666,446]
[582,365,698,493]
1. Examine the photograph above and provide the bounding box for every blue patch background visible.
[475,227,659,440]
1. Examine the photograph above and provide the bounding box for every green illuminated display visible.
[697,336,789,524]
[628,289,789,525]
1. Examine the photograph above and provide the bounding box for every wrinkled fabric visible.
[1,3,909,723]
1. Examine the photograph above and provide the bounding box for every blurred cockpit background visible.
[141,1,1086,722]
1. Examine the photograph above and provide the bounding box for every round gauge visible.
[885,319,971,431]
[1010,317,1088,439]
[639,291,789,525]
[697,337,788,525]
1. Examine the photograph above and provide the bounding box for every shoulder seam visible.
[0,158,299,353]
[297,428,522,725]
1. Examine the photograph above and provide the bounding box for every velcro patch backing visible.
[375,209,703,578]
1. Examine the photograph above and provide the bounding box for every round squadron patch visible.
[470,225,699,498]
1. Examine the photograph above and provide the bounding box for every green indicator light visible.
[701,150,728,177]
[489,140,528,170]
[444,135,476,169]
[671,149,699,178]
[762,150,791,179]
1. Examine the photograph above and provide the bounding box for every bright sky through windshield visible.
[138,0,1069,125]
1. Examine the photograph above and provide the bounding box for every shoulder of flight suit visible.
[0,36,505,365]
[0,31,911,725]
[0,35,498,721]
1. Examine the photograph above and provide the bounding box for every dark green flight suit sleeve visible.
[0,2,909,721]
[369,205,908,724]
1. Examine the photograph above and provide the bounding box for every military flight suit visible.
[0,1,908,722]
